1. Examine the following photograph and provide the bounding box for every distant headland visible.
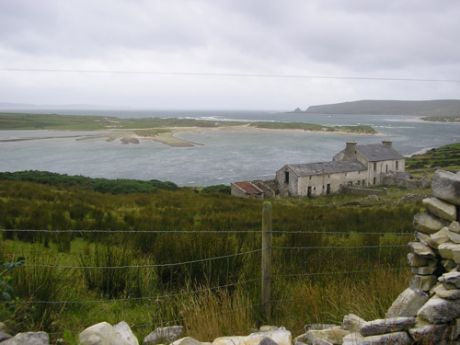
[291,99,460,122]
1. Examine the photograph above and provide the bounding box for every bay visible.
[0,110,459,186]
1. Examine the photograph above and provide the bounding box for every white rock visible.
[144,326,184,345]
[430,227,451,248]
[359,317,415,337]
[172,337,203,345]
[442,259,457,271]
[212,336,246,345]
[303,327,349,345]
[342,332,363,345]
[450,221,460,234]
[409,324,449,345]
[417,296,460,324]
[439,270,460,289]
[423,197,457,221]
[432,170,460,206]
[434,284,460,299]
[358,331,411,345]
[448,230,460,244]
[413,212,448,234]
[342,314,366,332]
[386,288,429,318]
[408,242,435,257]
[407,252,430,267]
[245,327,291,345]
[410,274,437,292]
[114,321,138,345]
[1,332,49,345]
[438,243,460,260]
[79,322,125,345]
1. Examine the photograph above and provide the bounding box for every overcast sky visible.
[1,0,460,110]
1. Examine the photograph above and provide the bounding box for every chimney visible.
[345,142,357,154]
[382,141,392,148]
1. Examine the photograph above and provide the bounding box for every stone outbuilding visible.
[231,181,264,199]
[276,141,405,197]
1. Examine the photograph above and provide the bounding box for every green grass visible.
[406,142,460,176]
[247,121,375,134]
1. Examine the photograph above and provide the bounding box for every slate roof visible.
[232,181,264,195]
[356,144,404,162]
[286,160,367,177]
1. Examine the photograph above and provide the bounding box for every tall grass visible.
[180,288,257,341]
[10,250,71,332]
[272,267,411,335]
[79,245,157,298]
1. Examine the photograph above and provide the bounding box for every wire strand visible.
[1,68,459,83]
[22,249,261,269]
[1,279,257,305]
[0,228,413,235]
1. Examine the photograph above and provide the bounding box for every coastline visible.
[0,125,380,147]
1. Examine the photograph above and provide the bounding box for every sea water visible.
[0,111,459,186]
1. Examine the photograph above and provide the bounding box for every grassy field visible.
[0,112,376,134]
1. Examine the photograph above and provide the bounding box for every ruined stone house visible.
[276,141,405,197]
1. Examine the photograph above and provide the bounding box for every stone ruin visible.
[2,169,460,345]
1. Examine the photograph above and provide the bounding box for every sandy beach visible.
[0,124,380,147]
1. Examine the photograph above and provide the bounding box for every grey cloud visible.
[0,0,459,108]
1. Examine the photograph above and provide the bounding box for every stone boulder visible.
[423,197,457,221]
[409,324,450,345]
[439,271,460,289]
[417,296,460,324]
[172,337,205,345]
[386,288,429,318]
[214,328,290,345]
[0,331,12,342]
[413,212,448,234]
[1,332,49,345]
[361,331,412,345]
[342,314,366,333]
[302,326,349,344]
[359,317,415,337]
[79,321,138,345]
[432,170,460,206]
[245,327,291,345]
[144,326,184,345]
[114,321,139,345]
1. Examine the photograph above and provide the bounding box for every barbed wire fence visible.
[0,201,412,339]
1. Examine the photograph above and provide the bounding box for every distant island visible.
[0,112,376,147]
[291,99,460,122]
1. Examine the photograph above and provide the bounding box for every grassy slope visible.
[406,142,460,176]
[0,175,419,342]
[0,112,376,134]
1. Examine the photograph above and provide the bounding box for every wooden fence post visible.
[261,201,272,321]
